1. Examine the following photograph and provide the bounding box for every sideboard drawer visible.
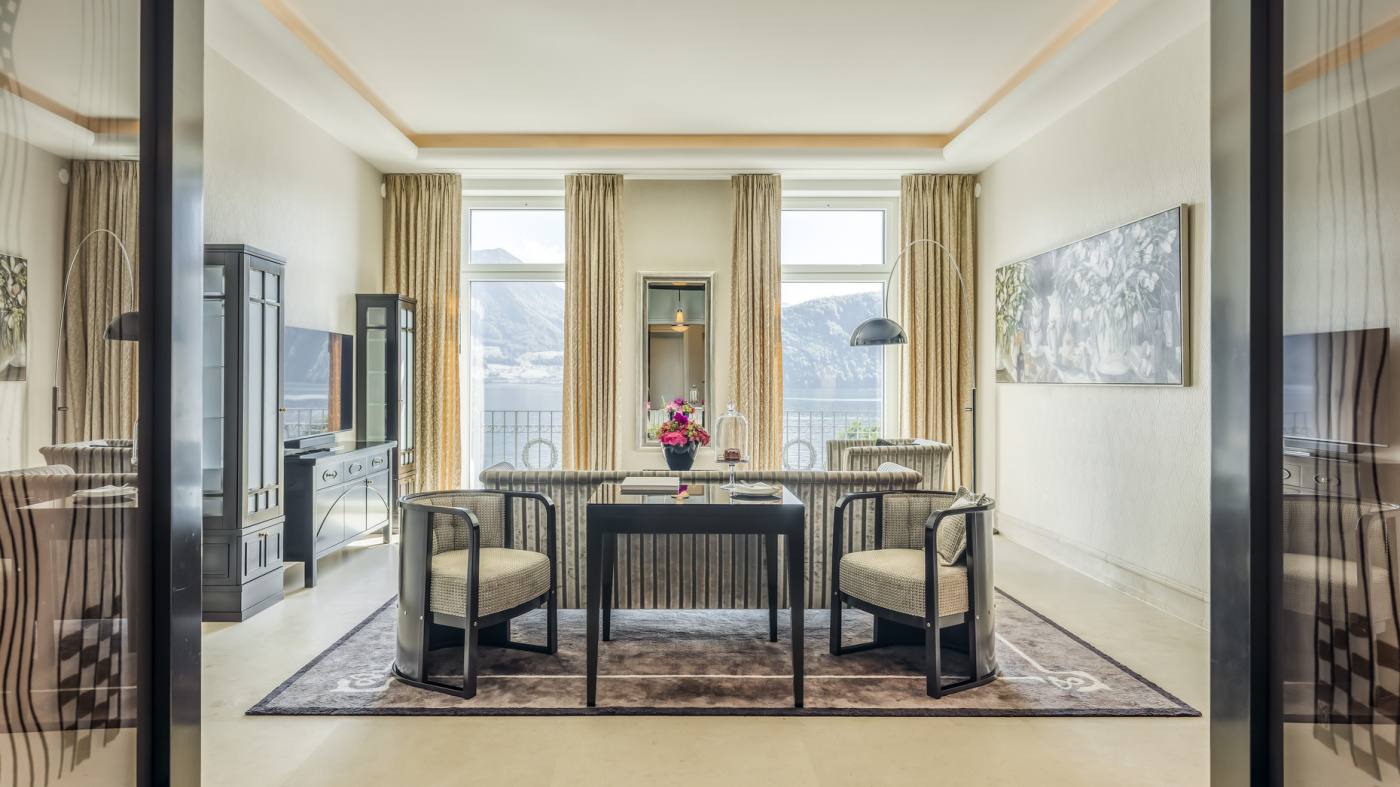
[316,461,346,489]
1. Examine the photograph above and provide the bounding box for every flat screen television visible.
[1283,327,1390,447]
[283,326,354,443]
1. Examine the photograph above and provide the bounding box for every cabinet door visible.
[313,485,348,553]
[241,521,285,582]
[342,477,370,540]
[364,305,389,442]
[399,305,415,469]
[365,471,391,530]
[202,265,227,522]
[245,262,284,522]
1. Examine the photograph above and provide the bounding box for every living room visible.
[0,1,1394,785]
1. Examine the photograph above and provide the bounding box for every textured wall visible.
[976,25,1211,624]
[0,140,67,471]
[618,180,732,471]
[203,48,383,335]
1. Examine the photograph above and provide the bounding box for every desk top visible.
[588,483,801,508]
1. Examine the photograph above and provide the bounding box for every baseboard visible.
[996,513,1208,628]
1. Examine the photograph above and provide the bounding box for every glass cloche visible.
[713,402,749,488]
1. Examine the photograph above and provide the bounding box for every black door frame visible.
[136,0,204,784]
[1209,0,1285,784]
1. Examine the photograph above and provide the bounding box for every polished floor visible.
[199,534,1210,786]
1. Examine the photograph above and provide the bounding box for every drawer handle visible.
[259,532,270,539]
[372,458,385,466]
[1315,475,1333,485]
[1282,468,1292,480]
[351,463,364,473]
[324,470,338,480]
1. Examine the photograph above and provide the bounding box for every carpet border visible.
[247,591,1201,719]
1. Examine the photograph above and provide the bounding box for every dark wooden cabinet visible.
[285,441,395,588]
[202,245,288,622]
[356,294,417,519]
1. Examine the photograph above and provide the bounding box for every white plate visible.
[74,485,137,499]
[727,482,783,498]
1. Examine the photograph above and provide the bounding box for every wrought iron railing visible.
[284,407,332,439]
[480,408,880,472]
[483,410,565,470]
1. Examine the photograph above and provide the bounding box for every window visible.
[779,199,898,470]
[462,200,566,483]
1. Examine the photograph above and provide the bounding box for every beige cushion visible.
[839,548,969,619]
[430,547,551,617]
[1282,553,1393,622]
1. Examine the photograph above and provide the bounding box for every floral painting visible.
[995,207,1186,385]
[0,255,26,382]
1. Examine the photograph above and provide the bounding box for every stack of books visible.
[619,476,681,495]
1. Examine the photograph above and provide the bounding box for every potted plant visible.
[656,397,710,471]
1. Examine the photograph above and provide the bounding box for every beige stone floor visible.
[197,534,1210,787]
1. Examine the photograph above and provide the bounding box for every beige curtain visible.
[562,174,624,470]
[62,161,139,442]
[385,173,463,491]
[900,174,977,488]
[729,174,784,471]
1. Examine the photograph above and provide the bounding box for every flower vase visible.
[663,442,697,471]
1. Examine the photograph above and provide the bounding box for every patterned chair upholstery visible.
[395,489,557,700]
[830,489,997,699]
[0,465,137,508]
[39,440,135,474]
[1281,495,1396,623]
[478,466,925,611]
[824,439,950,491]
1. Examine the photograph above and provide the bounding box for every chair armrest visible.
[925,499,997,534]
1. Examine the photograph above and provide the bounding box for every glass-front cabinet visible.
[357,294,417,511]
[202,245,288,622]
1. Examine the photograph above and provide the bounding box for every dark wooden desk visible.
[586,483,806,707]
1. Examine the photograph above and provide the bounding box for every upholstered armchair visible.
[0,464,137,507]
[830,489,997,698]
[825,439,950,490]
[394,489,557,699]
[39,440,135,473]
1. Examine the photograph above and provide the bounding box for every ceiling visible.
[276,0,1102,136]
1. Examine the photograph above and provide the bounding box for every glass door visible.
[400,303,414,468]
[364,305,389,442]
[1279,1,1400,782]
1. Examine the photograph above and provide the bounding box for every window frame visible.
[780,196,903,455]
[461,196,567,483]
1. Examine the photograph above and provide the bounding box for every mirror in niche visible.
[639,274,713,447]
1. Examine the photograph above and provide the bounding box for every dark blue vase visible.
[663,443,697,471]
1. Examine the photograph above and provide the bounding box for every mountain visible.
[780,291,883,390]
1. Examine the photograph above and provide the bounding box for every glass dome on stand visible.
[713,402,749,490]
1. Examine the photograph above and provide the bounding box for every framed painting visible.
[995,206,1188,386]
[0,254,26,381]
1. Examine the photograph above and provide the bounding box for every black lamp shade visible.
[104,311,140,342]
[848,317,908,347]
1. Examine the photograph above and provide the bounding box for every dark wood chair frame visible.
[392,490,558,700]
[830,490,998,698]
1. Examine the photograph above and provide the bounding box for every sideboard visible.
[285,440,396,587]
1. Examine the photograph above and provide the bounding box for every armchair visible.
[825,438,950,490]
[393,489,558,700]
[830,489,997,698]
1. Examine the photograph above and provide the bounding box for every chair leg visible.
[829,593,843,656]
[925,621,942,699]
[602,534,615,642]
[546,588,559,655]
[463,619,481,700]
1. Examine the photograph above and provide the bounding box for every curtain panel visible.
[729,174,784,471]
[385,173,463,491]
[62,160,140,442]
[562,173,624,471]
[900,173,977,488]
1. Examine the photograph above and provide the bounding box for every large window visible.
[462,201,566,482]
[779,200,898,470]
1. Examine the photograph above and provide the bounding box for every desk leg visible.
[786,530,805,708]
[765,533,778,642]
[586,524,603,707]
[602,534,615,642]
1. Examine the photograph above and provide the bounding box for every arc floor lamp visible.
[848,237,977,491]
[51,228,140,445]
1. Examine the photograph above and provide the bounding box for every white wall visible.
[203,48,383,335]
[618,180,732,471]
[976,24,1212,625]
[0,139,68,470]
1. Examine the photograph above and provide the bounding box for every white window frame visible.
[461,196,566,484]
[780,196,902,443]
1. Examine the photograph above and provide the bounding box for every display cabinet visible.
[202,245,287,622]
[356,294,417,515]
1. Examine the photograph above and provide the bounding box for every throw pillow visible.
[911,438,939,446]
[875,438,895,447]
[929,485,988,565]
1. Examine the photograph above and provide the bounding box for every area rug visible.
[249,591,1198,717]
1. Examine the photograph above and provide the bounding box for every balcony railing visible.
[285,407,332,439]
[480,408,880,472]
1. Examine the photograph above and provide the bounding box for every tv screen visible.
[284,326,354,442]
[1283,328,1390,447]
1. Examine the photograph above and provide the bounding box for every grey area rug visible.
[249,591,1198,717]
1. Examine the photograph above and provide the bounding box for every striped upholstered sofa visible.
[823,438,951,491]
[478,466,925,611]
